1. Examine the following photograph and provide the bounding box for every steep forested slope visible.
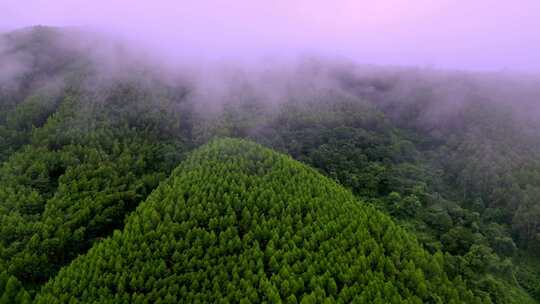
[207,94,536,303]
[0,27,192,298]
[0,91,189,296]
[37,139,483,303]
[330,68,540,300]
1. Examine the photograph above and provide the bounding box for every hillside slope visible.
[0,27,191,297]
[37,139,484,303]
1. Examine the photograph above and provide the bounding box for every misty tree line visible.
[190,71,540,302]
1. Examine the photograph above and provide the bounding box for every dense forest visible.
[1,26,539,303]
[36,138,482,303]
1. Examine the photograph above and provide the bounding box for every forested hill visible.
[36,138,482,303]
[1,26,540,303]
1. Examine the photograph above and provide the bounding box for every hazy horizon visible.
[1,0,540,72]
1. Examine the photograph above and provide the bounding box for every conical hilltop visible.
[36,138,482,303]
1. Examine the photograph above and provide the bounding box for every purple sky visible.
[1,0,540,71]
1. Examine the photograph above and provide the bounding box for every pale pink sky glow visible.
[1,0,539,71]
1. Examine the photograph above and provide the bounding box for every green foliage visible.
[0,85,189,295]
[36,139,484,303]
[0,94,61,162]
[0,272,31,304]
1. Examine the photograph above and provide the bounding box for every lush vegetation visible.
[0,27,191,299]
[36,138,484,303]
[205,90,539,303]
[1,26,539,303]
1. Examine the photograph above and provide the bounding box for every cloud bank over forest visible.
[1,0,540,72]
